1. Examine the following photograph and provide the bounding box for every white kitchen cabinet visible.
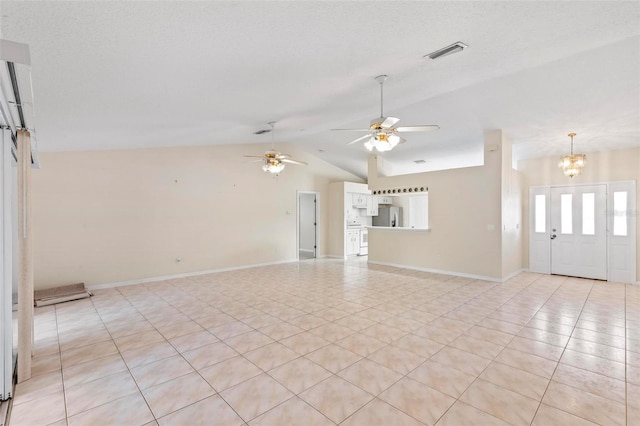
[352,193,367,208]
[378,196,393,205]
[346,229,361,255]
[366,195,378,216]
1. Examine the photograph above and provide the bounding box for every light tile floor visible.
[9,259,640,425]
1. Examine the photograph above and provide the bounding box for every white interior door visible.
[298,192,318,260]
[550,185,607,280]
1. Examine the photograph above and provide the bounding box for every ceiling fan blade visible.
[395,125,440,132]
[346,134,372,145]
[331,128,372,132]
[380,116,400,128]
[243,155,265,158]
[282,158,307,165]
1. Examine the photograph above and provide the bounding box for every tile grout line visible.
[422,273,565,425]
[23,264,636,426]
[54,305,69,426]
[114,284,243,424]
[528,277,596,425]
[340,273,539,425]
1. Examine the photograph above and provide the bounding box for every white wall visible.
[31,143,360,289]
[518,146,640,281]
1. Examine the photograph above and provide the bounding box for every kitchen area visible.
[346,193,400,256]
[329,181,428,259]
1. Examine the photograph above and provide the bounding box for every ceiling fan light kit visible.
[333,75,439,153]
[244,122,307,176]
[558,132,586,178]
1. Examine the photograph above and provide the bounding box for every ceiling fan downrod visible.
[375,75,388,118]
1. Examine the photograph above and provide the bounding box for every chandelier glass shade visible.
[559,133,586,178]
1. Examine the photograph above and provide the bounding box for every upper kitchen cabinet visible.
[352,193,367,208]
[366,195,378,216]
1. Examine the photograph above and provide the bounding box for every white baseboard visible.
[88,258,298,291]
[367,260,523,283]
[502,268,526,282]
[299,248,314,254]
[325,254,346,259]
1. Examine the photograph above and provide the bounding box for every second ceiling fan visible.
[333,75,439,152]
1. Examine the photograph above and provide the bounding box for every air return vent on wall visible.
[424,42,468,60]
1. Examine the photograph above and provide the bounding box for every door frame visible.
[529,181,636,283]
[549,184,607,280]
[296,191,319,260]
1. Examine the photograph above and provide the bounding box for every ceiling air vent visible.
[425,42,468,60]
[414,160,426,164]
[254,129,272,135]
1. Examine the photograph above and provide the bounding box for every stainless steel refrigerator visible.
[373,206,402,227]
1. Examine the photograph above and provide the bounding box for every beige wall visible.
[519,147,640,281]
[328,182,346,257]
[32,143,360,289]
[367,130,522,280]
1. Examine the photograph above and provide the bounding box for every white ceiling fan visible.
[333,75,439,152]
[244,121,307,175]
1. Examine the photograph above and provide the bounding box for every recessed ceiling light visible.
[424,42,468,60]
[414,159,426,164]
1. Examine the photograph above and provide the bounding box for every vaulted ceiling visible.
[1,1,639,178]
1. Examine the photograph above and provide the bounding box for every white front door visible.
[550,185,607,280]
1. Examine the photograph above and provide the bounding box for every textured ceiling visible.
[1,1,639,178]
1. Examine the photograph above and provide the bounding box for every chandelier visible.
[558,132,586,178]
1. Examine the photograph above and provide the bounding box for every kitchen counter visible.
[367,226,431,232]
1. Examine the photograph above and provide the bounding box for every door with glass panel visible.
[550,185,607,280]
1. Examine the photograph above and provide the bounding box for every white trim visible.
[367,260,523,283]
[87,258,298,291]
[529,180,636,189]
[325,254,346,259]
[367,227,430,232]
[502,268,526,281]
[298,248,314,254]
[529,181,637,284]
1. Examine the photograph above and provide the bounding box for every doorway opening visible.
[297,191,318,260]
[529,181,636,283]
